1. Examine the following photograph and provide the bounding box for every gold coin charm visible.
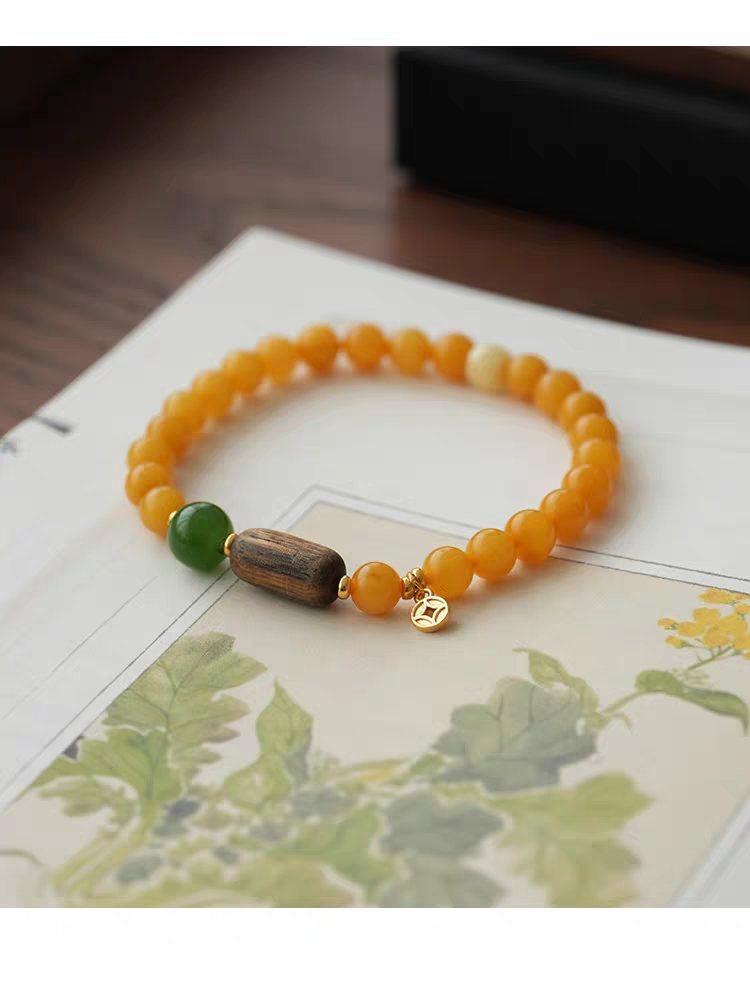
[411,589,450,633]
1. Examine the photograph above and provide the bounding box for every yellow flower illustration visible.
[703,628,731,648]
[700,589,735,605]
[692,608,721,626]
[736,604,750,616]
[658,618,677,629]
[677,621,704,638]
[665,635,690,648]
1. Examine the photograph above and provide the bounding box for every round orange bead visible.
[350,562,402,615]
[297,323,339,374]
[127,435,175,470]
[344,323,388,371]
[423,546,474,599]
[540,488,589,543]
[147,414,192,456]
[571,413,618,447]
[258,335,297,385]
[389,328,431,374]
[505,509,556,565]
[466,528,517,582]
[558,390,606,430]
[574,438,621,480]
[138,485,186,536]
[433,333,472,382]
[563,464,612,518]
[222,350,265,394]
[191,369,235,419]
[533,370,580,418]
[125,462,172,506]
[506,354,548,401]
[163,390,206,435]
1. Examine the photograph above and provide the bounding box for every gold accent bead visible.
[401,575,415,600]
[410,567,425,587]
[337,575,351,600]
[168,510,178,525]
[223,532,237,557]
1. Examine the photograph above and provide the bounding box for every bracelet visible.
[125,324,620,633]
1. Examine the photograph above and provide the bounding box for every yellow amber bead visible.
[571,413,619,447]
[138,485,185,536]
[540,488,589,543]
[533,370,580,418]
[423,546,473,599]
[433,333,472,382]
[466,528,516,582]
[125,462,172,505]
[465,344,510,393]
[563,464,612,517]
[573,438,621,480]
[506,354,548,401]
[344,322,388,371]
[222,350,265,394]
[147,414,192,456]
[127,435,175,470]
[191,369,235,419]
[297,323,339,373]
[350,561,402,615]
[558,391,606,430]
[258,335,297,385]
[389,328,431,374]
[163,390,206,435]
[505,509,556,565]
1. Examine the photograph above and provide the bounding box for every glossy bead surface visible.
[139,485,186,536]
[191,369,235,418]
[506,354,548,401]
[389,328,431,374]
[558,391,606,430]
[467,528,517,582]
[506,509,556,565]
[433,333,472,381]
[350,561,402,615]
[563,464,612,517]
[465,344,510,393]
[258,335,297,384]
[126,462,172,505]
[344,323,388,371]
[167,502,233,571]
[533,370,580,418]
[571,413,619,447]
[574,437,622,480]
[127,435,175,470]
[540,488,589,543]
[147,414,192,456]
[297,324,339,373]
[222,350,264,394]
[423,546,474,599]
[163,390,206,435]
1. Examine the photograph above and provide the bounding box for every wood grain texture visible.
[1,47,750,436]
[230,528,346,607]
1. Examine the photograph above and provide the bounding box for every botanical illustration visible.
[2,586,750,907]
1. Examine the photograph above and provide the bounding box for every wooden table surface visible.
[2,46,749,434]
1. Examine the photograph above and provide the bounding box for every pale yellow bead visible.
[465,344,510,394]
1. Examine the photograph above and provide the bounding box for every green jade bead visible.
[168,502,233,571]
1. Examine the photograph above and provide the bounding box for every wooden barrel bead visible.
[229,528,346,607]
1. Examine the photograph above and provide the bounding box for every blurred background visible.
[2,45,750,435]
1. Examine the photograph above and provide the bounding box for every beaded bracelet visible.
[126,324,620,633]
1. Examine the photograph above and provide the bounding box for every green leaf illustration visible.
[224,681,312,810]
[521,649,605,728]
[230,857,353,907]
[383,792,501,857]
[499,773,651,907]
[278,804,394,898]
[635,670,749,733]
[379,855,501,908]
[105,632,265,782]
[435,677,596,793]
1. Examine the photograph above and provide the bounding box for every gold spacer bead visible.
[401,575,415,601]
[168,510,178,525]
[223,532,237,557]
[337,575,351,600]
[410,567,425,587]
